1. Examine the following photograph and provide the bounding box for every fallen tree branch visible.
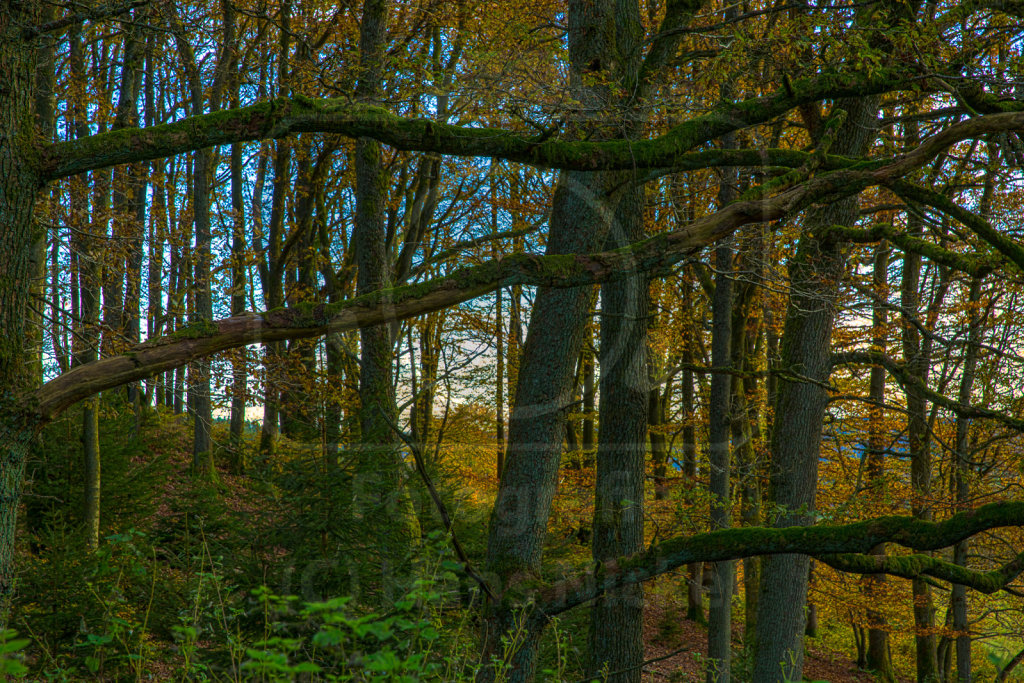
[820,222,998,276]
[819,549,1024,593]
[24,177,821,420]
[22,0,149,39]
[886,179,1024,273]
[996,644,1024,682]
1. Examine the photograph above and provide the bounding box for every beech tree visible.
[5,1,1024,682]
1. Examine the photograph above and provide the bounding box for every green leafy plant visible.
[0,629,29,678]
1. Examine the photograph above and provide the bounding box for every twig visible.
[379,409,497,603]
[570,644,693,683]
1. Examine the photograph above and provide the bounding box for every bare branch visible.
[832,350,1024,431]
[22,0,149,40]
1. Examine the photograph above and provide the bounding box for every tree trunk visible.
[805,561,818,638]
[753,97,878,683]
[707,240,733,682]
[0,1,45,619]
[481,168,616,681]
[581,337,596,460]
[102,17,142,358]
[953,276,983,683]
[588,181,648,683]
[732,253,763,644]
[901,224,939,683]
[123,19,148,427]
[482,2,649,673]
[865,241,896,681]
[753,210,842,683]
[352,0,417,602]
[69,24,103,551]
[494,196,506,479]
[228,138,248,472]
[648,376,670,500]
[172,18,219,478]
[28,1,54,387]
[681,339,704,624]
[259,3,291,458]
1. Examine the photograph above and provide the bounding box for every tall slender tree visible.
[754,96,879,682]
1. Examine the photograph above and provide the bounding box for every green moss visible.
[496,574,548,615]
[535,254,579,278]
[164,319,219,341]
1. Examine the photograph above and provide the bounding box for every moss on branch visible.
[533,501,1024,617]
[42,67,917,180]
[887,179,1024,274]
[820,550,1024,593]
[820,223,997,276]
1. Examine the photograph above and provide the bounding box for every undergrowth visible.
[11,402,578,681]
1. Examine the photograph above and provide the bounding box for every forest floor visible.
[154,417,900,683]
[20,411,916,681]
[640,600,909,682]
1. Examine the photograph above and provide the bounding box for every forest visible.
[2,0,1024,680]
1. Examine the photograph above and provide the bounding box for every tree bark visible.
[588,180,648,683]
[173,12,221,478]
[69,23,103,551]
[681,330,705,624]
[228,138,248,471]
[648,375,670,501]
[258,4,292,458]
[865,240,896,681]
[953,276,983,683]
[900,163,940,682]
[707,166,736,683]
[0,1,45,618]
[732,246,763,644]
[753,97,878,682]
[481,168,617,682]
[352,0,417,603]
